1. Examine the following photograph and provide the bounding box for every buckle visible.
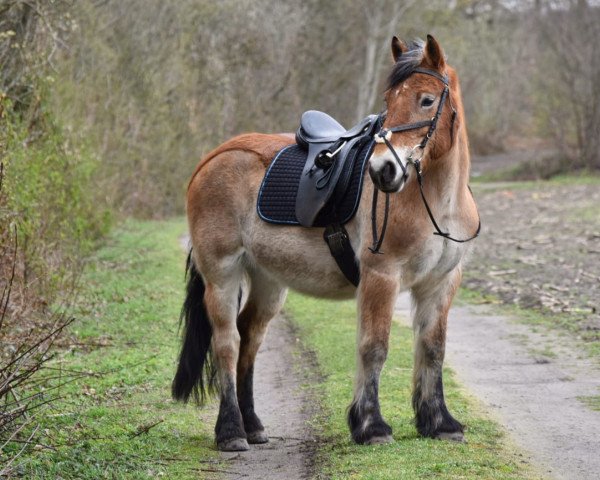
[326,141,346,158]
[324,229,347,255]
[407,144,424,163]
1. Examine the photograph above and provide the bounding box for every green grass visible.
[577,395,600,412]
[471,172,600,191]
[18,218,220,479]
[472,166,600,185]
[527,346,558,360]
[285,294,541,480]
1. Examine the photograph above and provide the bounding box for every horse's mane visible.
[386,39,425,90]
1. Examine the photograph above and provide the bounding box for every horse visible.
[172,34,480,451]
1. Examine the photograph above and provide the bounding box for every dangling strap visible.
[323,223,360,286]
[412,159,481,243]
[369,189,390,254]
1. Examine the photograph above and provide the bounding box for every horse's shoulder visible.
[189,133,294,188]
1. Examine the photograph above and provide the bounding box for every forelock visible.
[386,39,425,90]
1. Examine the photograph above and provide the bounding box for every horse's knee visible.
[358,339,388,369]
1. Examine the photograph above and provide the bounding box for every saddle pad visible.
[257,141,374,227]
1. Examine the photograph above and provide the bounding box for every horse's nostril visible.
[381,161,396,184]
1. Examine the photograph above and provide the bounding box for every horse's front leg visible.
[411,268,464,441]
[348,268,399,444]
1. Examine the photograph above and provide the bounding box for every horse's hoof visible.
[218,437,250,451]
[247,430,269,444]
[435,431,466,443]
[365,434,394,445]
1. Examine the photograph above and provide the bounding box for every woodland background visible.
[0,0,599,473]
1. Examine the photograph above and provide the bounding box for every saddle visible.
[295,111,380,226]
[258,111,380,227]
[257,111,381,286]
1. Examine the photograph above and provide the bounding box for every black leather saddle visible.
[257,111,380,228]
[294,111,380,226]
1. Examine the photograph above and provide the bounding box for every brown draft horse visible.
[173,35,479,451]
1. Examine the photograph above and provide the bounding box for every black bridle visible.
[368,67,481,254]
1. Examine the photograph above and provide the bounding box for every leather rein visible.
[368,67,481,254]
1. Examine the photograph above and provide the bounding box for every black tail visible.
[172,251,217,404]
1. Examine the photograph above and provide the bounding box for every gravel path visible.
[396,292,600,480]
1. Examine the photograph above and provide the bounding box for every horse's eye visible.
[420,96,435,108]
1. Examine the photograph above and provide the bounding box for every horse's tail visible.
[172,250,217,404]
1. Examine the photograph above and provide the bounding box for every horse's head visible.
[369,35,458,193]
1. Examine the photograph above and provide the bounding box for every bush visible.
[1,93,111,304]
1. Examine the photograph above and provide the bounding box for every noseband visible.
[368,67,480,254]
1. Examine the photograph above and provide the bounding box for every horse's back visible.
[188,133,294,190]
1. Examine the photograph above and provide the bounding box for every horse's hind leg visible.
[411,269,464,441]
[202,262,249,451]
[236,268,287,444]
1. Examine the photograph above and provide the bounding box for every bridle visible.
[368,67,481,253]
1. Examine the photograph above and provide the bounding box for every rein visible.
[368,67,480,253]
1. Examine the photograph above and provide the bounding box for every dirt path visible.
[179,236,316,479]
[395,293,600,480]
[220,314,317,480]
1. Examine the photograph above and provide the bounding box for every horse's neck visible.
[426,127,470,206]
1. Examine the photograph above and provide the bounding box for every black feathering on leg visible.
[237,365,265,436]
[347,371,392,444]
[215,378,247,446]
[348,400,392,444]
[413,375,463,438]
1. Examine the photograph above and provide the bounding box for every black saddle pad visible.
[257,141,374,227]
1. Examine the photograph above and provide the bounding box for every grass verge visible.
[577,395,600,412]
[17,218,220,479]
[285,293,541,480]
[470,172,600,189]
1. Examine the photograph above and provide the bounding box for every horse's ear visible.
[423,34,445,70]
[391,36,407,63]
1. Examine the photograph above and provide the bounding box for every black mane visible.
[386,39,424,90]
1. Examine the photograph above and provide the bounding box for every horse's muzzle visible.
[368,155,408,193]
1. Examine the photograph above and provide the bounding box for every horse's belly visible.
[243,221,356,299]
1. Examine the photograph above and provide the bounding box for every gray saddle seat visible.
[294,110,380,226]
[295,110,345,144]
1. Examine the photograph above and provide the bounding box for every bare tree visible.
[354,0,417,121]
[535,0,600,169]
